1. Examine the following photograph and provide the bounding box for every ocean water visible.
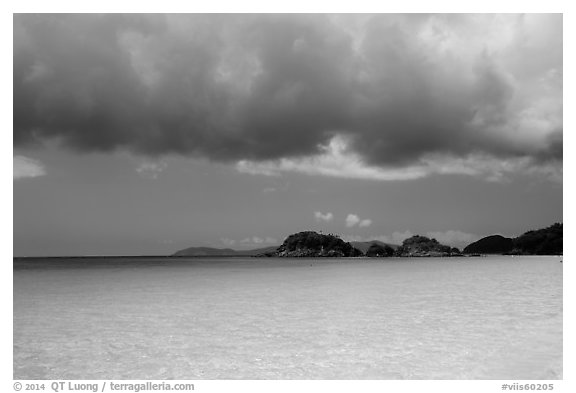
[13,256,562,380]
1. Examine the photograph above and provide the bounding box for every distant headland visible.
[463,223,562,255]
[173,223,562,258]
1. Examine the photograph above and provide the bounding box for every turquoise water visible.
[13,256,562,379]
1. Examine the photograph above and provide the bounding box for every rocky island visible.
[396,235,463,257]
[259,231,460,258]
[261,231,363,257]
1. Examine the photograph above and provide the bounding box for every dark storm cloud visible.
[14,14,562,170]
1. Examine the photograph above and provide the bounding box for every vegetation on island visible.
[366,243,395,257]
[173,223,562,258]
[265,231,363,257]
[463,223,562,255]
[462,235,513,255]
[509,223,562,255]
[396,235,462,257]
[263,232,459,258]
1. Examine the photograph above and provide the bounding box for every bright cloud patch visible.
[136,160,167,179]
[345,214,373,228]
[237,136,427,181]
[236,136,561,182]
[359,219,372,228]
[239,236,278,247]
[345,213,373,228]
[14,156,46,179]
[220,238,236,247]
[314,211,334,222]
[345,214,361,227]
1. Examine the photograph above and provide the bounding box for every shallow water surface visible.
[13,256,562,379]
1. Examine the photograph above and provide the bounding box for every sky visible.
[13,13,563,256]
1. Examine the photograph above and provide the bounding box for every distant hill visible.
[463,235,513,254]
[233,246,279,256]
[365,243,396,257]
[463,223,562,255]
[350,240,399,254]
[173,245,278,257]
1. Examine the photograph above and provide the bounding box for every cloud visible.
[14,14,562,180]
[314,211,334,222]
[237,236,277,248]
[359,219,372,228]
[14,156,46,179]
[345,214,360,227]
[240,236,277,244]
[220,238,236,247]
[236,135,427,180]
[136,160,167,179]
[236,135,562,182]
[346,213,372,228]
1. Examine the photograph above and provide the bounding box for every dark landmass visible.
[172,223,562,259]
[509,223,562,255]
[366,243,396,257]
[463,235,513,255]
[174,232,461,259]
[260,232,459,258]
[173,245,278,257]
[263,231,363,257]
[396,235,462,257]
[463,223,562,255]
